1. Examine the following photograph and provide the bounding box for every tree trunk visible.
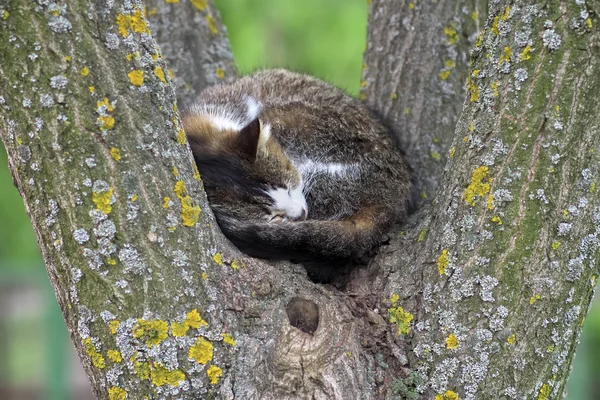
[1,1,599,400]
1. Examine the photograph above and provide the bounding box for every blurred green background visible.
[0,0,597,398]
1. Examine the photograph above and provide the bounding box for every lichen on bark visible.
[1,0,600,399]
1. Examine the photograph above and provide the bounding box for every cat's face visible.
[183,102,308,223]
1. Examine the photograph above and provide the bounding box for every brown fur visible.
[183,69,414,281]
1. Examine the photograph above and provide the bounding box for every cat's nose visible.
[293,208,307,221]
[299,208,307,221]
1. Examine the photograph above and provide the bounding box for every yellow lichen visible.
[215,67,225,79]
[116,10,150,37]
[471,11,478,21]
[231,259,240,270]
[172,166,179,176]
[391,92,398,100]
[163,197,171,209]
[150,363,186,386]
[439,70,451,80]
[108,350,123,363]
[92,187,114,214]
[463,166,491,206]
[552,241,561,250]
[444,391,459,400]
[501,6,510,20]
[498,46,512,65]
[133,319,169,347]
[131,194,138,202]
[409,2,414,10]
[443,25,458,45]
[431,151,441,160]
[390,293,399,305]
[3,10,9,20]
[538,383,551,400]
[207,365,223,384]
[109,320,120,334]
[446,334,459,349]
[474,29,485,47]
[521,45,533,61]
[128,70,144,86]
[165,0,179,3]
[201,272,208,280]
[154,66,166,83]
[507,334,516,345]
[108,387,127,400]
[437,249,449,275]
[97,98,115,112]
[189,337,213,364]
[222,332,236,346]
[88,86,95,93]
[172,321,189,337]
[467,76,480,102]
[449,147,456,158]
[586,18,593,29]
[83,338,105,369]
[190,0,207,11]
[418,228,427,242]
[97,115,115,130]
[491,15,500,35]
[168,69,175,79]
[487,194,495,210]
[173,180,201,227]
[110,147,121,161]
[530,294,541,305]
[212,252,223,265]
[388,304,413,335]
[177,128,186,145]
[80,67,90,76]
[133,360,151,380]
[491,81,500,97]
[206,14,218,34]
[491,216,502,225]
[186,309,208,329]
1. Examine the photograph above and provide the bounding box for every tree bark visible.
[1,1,599,400]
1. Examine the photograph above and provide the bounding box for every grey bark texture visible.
[1,1,600,400]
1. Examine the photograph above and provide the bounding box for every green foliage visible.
[216,0,367,95]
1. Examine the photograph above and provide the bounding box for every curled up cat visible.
[182,69,413,281]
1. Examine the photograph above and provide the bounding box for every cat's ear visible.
[237,118,262,161]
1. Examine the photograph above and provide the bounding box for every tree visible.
[1,0,599,398]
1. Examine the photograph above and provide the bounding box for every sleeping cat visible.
[183,69,413,280]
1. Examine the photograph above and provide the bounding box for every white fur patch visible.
[189,96,263,132]
[297,160,361,179]
[266,184,307,220]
